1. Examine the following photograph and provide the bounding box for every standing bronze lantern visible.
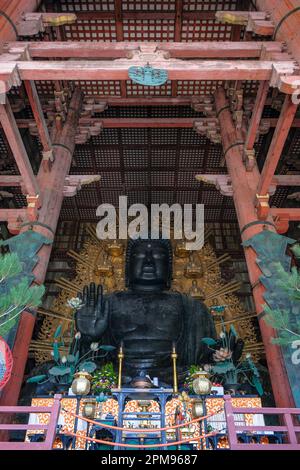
[192,370,212,395]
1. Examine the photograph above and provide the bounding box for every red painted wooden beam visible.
[257,1,300,65]
[114,0,124,41]
[272,175,300,186]
[0,89,83,410]
[271,208,300,220]
[0,1,41,42]
[0,99,39,197]
[70,10,216,20]
[24,80,52,153]
[257,95,298,198]
[2,59,295,82]
[103,97,192,106]
[9,117,300,130]
[174,0,183,42]
[270,207,300,234]
[0,208,28,221]
[6,41,283,59]
[244,81,270,151]
[215,87,295,409]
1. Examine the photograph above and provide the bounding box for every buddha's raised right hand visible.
[75,282,108,341]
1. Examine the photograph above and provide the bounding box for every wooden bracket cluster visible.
[270,63,300,94]
[63,175,101,197]
[195,174,233,197]
[225,84,244,131]
[242,96,255,121]
[15,12,77,37]
[270,93,285,112]
[53,89,68,122]
[0,45,25,104]
[0,174,100,233]
[75,120,103,144]
[193,118,221,144]
[269,208,300,234]
[215,11,274,36]
[191,96,215,116]
[27,117,103,145]
[82,98,108,116]
[3,210,28,235]
[259,119,271,136]
[0,201,38,234]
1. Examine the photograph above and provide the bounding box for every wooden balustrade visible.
[0,394,61,450]
[224,395,300,450]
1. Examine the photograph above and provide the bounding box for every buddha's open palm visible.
[75,282,108,341]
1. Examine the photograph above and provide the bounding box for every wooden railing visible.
[224,395,300,450]
[0,394,61,450]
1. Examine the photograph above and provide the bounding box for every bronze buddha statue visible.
[76,239,243,385]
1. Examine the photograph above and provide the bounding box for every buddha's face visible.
[128,240,170,291]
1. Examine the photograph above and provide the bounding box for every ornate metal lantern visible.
[192,370,212,395]
[83,398,97,419]
[71,371,92,396]
[191,399,204,418]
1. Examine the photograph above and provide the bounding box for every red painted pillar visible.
[256,1,300,65]
[0,89,83,408]
[215,87,295,408]
[0,1,41,43]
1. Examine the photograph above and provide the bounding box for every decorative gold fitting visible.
[44,14,77,27]
[256,193,269,202]
[26,194,40,210]
[256,193,270,220]
[243,148,256,172]
[42,149,54,163]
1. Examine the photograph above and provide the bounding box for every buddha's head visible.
[125,238,172,292]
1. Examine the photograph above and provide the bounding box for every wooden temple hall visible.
[1,0,300,452]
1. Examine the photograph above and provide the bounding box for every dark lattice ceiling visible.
[1,0,300,225]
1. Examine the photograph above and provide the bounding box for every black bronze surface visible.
[76,239,241,384]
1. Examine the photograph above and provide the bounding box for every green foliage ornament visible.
[0,253,45,337]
